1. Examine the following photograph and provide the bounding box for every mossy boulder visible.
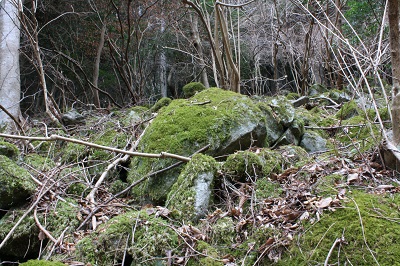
[0,155,36,209]
[167,154,219,221]
[182,82,206,98]
[75,210,180,266]
[0,140,19,159]
[336,115,382,156]
[128,88,268,203]
[277,191,400,266]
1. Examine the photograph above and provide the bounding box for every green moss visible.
[0,141,19,159]
[255,178,282,198]
[336,115,382,155]
[223,148,284,181]
[24,153,56,171]
[76,210,180,266]
[151,97,172,112]
[0,155,36,209]
[286,92,300,100]
[313,174,345,196]
[276,145,310,168]
[278,191,400,266]
[182,82,206,98]
[167,154,219,221]
[66,182,87,196]
[336,100,359,120]
[128,88,266,202]
[188,241,223,266]
[223,151,264,181]
[45,199,80,235]
[0,210,40,259]
[19,260,66,266]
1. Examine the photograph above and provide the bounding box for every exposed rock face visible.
[167,154,218,221]
[128,88,268,203]
[0,155,36,209]
[300,131,327,153]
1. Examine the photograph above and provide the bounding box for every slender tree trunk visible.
[191,14,209,88]
[0,0,21,126]
[388,0,400,145]
[92,22,106,108]
[159,18,168,97]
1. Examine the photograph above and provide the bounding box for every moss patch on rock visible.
[277,190,400,266]
[183,82,206,98]
[128,88,267,203]
[0,140,19,159]
[150,97,172,112]
[75,209,180,266]
[167,154,219,222]
[0,155,36,209]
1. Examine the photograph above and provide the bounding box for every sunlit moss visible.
[277,190,400,266]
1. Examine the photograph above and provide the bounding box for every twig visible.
[34,207,58,243]
[0,104,25,134]
[0,133,191,162]
[349,196,380,266]
[324,236,345,266]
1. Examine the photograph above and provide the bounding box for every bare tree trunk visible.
[92,22,106,107]
[190,14,209,88]
[0,0,21,127]
[159,18,168,97]
[388,0,400,145]
[334,0,344,90]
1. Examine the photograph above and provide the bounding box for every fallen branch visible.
[0,133,191,162]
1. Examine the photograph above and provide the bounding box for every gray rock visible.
[300,131,327,153]
[62,109,84,125]
[291,96,310,108]
[167,154,218,221]
[269,96,295,127]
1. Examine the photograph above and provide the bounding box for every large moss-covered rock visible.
[128,88,268,203]
[75,210,180,266]
[0,155,36,209]
[167,154,219,222]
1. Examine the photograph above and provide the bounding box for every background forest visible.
[0,0,390,116]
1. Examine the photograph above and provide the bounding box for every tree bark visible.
[0,0,21,126]
[388,0,400,145]
[190,14,209,88]
[92,22,106,108]
[159,17,168,97]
